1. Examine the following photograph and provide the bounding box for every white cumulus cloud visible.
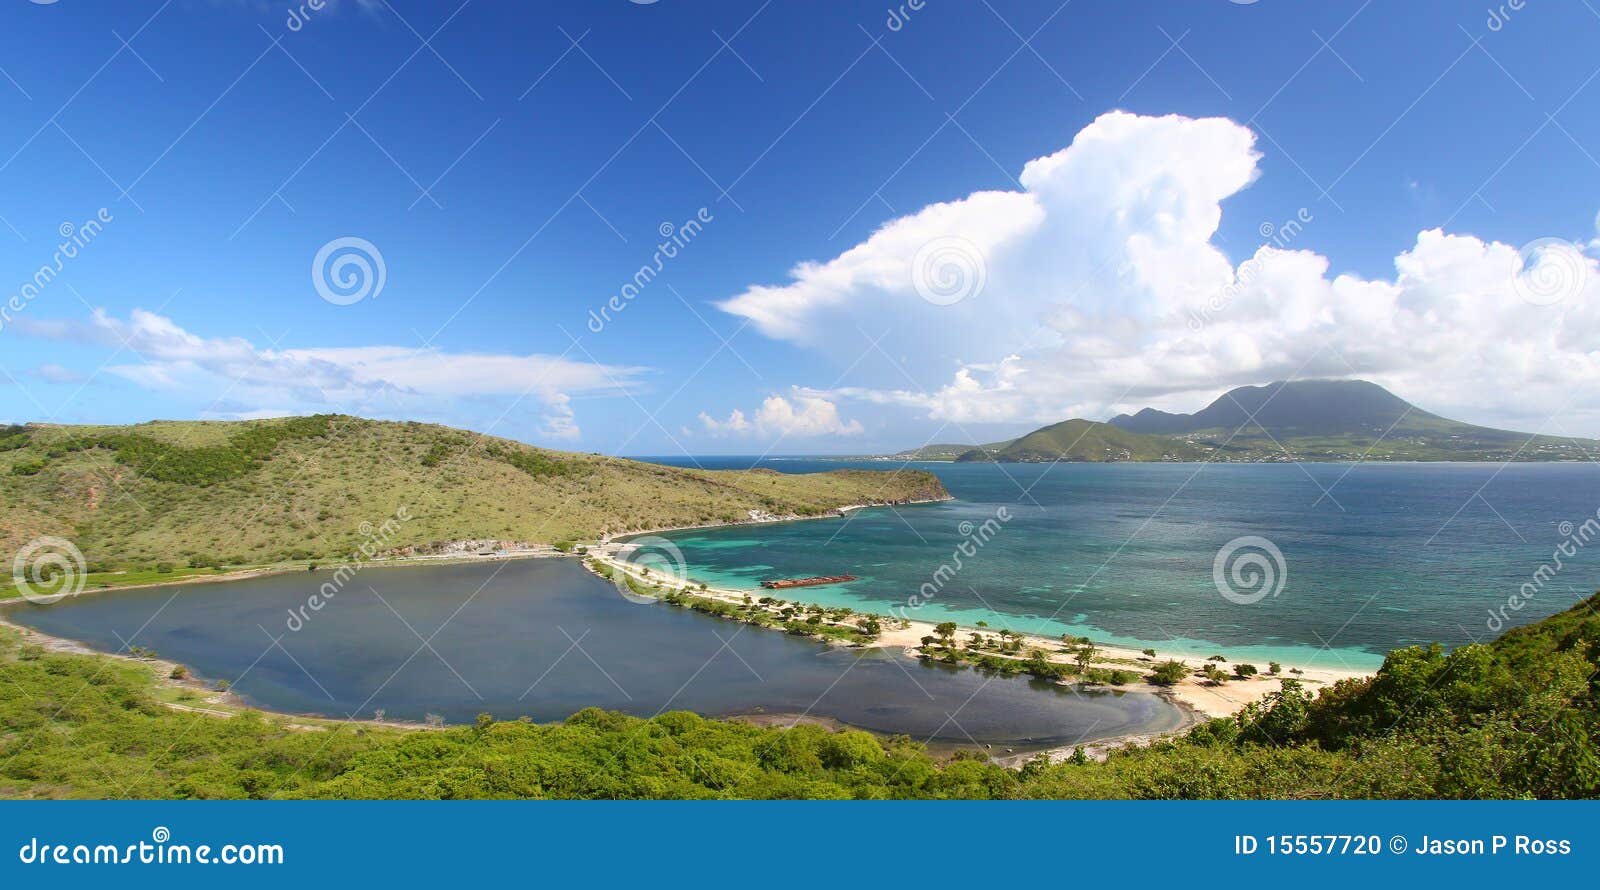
[15,309,646,440]
[717,110,1600,436]
[699,393,864,438]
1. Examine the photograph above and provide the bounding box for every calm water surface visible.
[4,558,1179,744]
[638,459,1600,668]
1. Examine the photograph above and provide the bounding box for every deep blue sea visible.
[635,459,1600,669]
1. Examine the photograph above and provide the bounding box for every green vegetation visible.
[1147,660,1190,686]
[629,570,878,646]
[0,416,947,570]
[5,590,1599,798]
[58,415,335,485]
[955,419,1206,463]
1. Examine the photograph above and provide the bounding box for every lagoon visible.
[3,558,1181,745]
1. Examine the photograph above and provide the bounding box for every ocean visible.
[637,459,1600,669]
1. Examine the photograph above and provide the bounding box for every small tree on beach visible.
[1147,660,1189,686]
[1075,642,1097,674]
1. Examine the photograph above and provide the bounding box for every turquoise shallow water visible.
[638,459,1600,669]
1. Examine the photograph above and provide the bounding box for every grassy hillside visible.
[0,415,947,571]
[2,589,1596,799]
[955,419,1207,463]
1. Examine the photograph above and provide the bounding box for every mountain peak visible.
[1109,379,1435,437]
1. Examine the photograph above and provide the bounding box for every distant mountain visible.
[872,380,1595,464]
[955,419,1206,463]
[1111,380,1430,437]
[1108,379,1595,461]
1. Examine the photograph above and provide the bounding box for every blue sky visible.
[3,0,1599,455]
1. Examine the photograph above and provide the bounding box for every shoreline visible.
[597,495,955,544]
[2,495,1371,761]
[586,536,1373,728]
[0,613,438,733]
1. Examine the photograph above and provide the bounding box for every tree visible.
[1234,663,1260,679]
[1075,641,1098,674]
[1025,649,1055,677]
[1148,660,1189,686]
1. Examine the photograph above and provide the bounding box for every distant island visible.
[862,380,1596,463]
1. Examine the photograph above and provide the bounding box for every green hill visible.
[954,419,1206,463]
[0,415,947,572]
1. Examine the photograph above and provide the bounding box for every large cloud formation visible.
[718,111,1600,436]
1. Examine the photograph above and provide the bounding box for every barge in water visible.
[760,574,857,590]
